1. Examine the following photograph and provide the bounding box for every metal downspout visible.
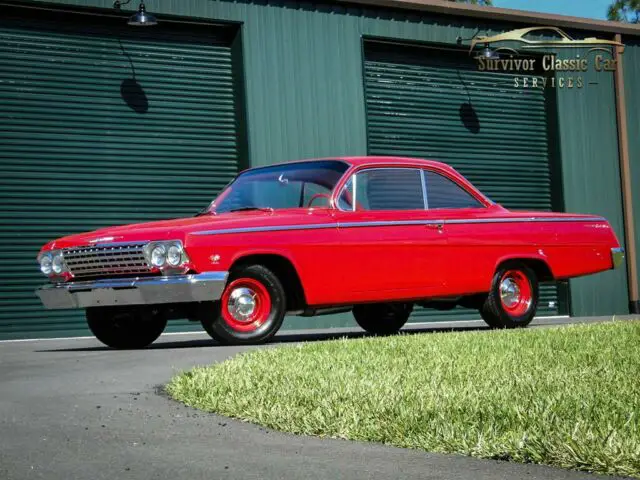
[614,33,640,314]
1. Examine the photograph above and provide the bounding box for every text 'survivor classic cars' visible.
[36,157,624,348]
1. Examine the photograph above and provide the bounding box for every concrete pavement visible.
[0,316,633,480]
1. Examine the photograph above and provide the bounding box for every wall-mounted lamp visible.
[113,0,158,27]
[457,31,500,60]
[480,44,500,60]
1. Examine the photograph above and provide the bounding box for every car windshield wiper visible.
[227,207,274,213]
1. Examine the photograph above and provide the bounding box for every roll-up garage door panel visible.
[364,42,561,320]
[0,10,241,339]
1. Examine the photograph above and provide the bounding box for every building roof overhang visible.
[337,0,640,37]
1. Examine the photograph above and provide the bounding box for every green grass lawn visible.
[167,321,640,477]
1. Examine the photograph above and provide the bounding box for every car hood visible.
[43,209,333,251]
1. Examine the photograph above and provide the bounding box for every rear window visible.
[425,171,483,209]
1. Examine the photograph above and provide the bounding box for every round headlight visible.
[166,245,183,266]
[52,253,65,274]
[39,254,53,275]
[151,245,167,267]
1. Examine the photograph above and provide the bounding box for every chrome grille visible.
[63,242,150,279]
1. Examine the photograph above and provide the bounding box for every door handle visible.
[425,222,444,233]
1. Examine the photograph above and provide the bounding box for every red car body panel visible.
[38,157,622,310]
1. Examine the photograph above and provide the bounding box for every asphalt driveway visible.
[0,317,633,480]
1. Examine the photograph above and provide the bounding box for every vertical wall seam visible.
[613,33,639,313]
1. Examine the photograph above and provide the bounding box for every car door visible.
[421,168,494,295]
[331,167,448,303]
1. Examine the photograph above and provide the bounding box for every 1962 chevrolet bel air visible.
[36,157,624,348]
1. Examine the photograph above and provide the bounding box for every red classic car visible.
[36,157,624,348]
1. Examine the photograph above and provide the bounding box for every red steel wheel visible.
[200,264,287,345]
[480,261,539,329]
[220,278,272,333]
[498,269,533,317]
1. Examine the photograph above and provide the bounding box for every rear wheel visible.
[353,302,413,335]
[200,265,286,345]
[480,262,538,329]
[86,307,167,349]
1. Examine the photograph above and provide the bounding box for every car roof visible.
[338,156,451,169]
[247,156,453,171]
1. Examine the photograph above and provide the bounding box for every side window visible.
[350,168,425,211]
[425,171,483,209]
[302,182,331,207]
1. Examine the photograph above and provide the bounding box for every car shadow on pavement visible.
[33,324,490,353]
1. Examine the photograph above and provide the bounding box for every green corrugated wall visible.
[4,0,636,336]
[623,39,640,310]
[553,45,629,316]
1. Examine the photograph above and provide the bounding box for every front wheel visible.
[353,302,413,335]
[200,264,287,345]
[86,307,167,349]
[480,262,539,329]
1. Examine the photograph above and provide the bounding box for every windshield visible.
[210,160,350,214]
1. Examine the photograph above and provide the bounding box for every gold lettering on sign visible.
[469,26,624,89]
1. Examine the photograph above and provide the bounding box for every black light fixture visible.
[481,44,500,60]
[128,2,157,27]
[457,28,499,59]
[113,0,158,27]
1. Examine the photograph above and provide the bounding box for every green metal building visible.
[1,0,639,339]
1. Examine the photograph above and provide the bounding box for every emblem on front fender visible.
[89,236,122,244]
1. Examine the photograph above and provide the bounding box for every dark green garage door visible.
[364,41,565,321]
[0,7,244,339]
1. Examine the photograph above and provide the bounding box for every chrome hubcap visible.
[500,278,521,308]
[227,287,257,322]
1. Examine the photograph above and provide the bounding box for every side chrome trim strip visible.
[193,216,607,236]
[193,224,334,236]
[339,220,444,229]
[445,216,606,225]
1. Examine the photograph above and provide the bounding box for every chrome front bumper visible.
[611,247,625,269]
[36,272,229,310]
